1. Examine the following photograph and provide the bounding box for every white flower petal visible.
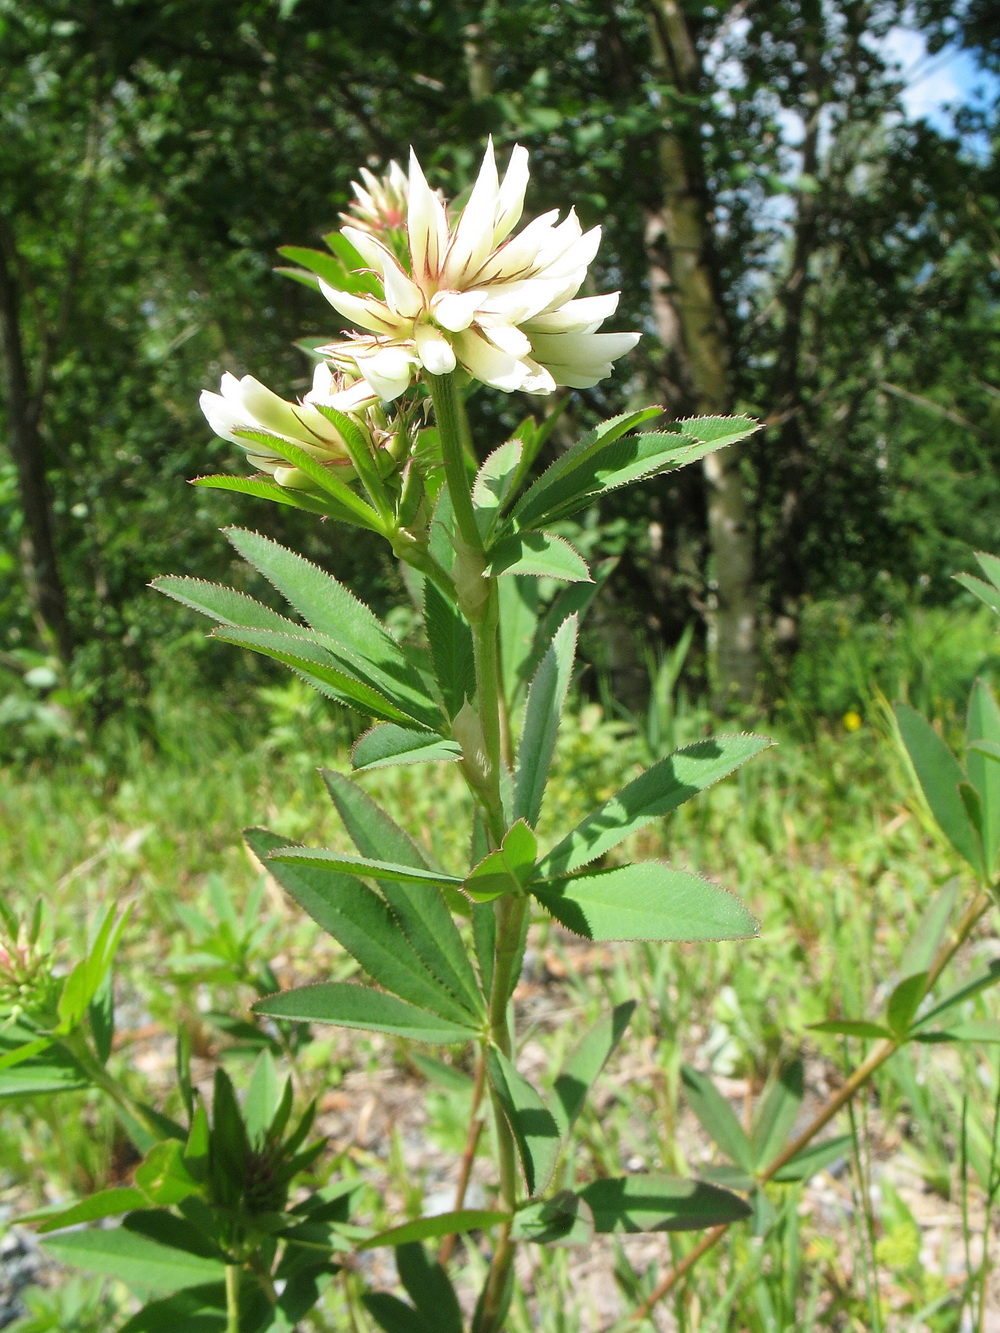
[522,292,620,334]
[481,323,532,358]
[381,257,424,318]
[245,453,280,471]
[470,209,561,284]
[518,358,557,395]
[273,466,314,489]
[431,288,486,332]
[493,145,530,244]
[218,372,243,403]
[340,225,390,276]
[357,345,418,400]
[407,148,449,284]
[453,329,528,392]
[442,139,500,287]
[318,281,402,335]
[530,330,640,387]
[539,225,602,280]
[414,322,458,375]
[292,404,346,450]
[239,375,310,439]
[478,276,573,325]
[200,389,246,444]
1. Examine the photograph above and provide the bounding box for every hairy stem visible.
[621,889,993,1325]
[439,1048,488,1266]
[225,1264,241,1333]
[428,372,482,559]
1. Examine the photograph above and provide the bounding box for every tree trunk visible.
[0,229,73,664]
[769,2,823,658]
[646,0,760,703]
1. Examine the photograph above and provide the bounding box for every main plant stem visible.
[225,1263,240,1333]
[430,371,522,1332]
[619,889,993,1327]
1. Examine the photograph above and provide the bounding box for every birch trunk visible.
[646,0,760,703]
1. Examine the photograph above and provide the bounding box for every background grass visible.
[2,613,999,1331]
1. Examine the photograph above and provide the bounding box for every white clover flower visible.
[199,363,380,490]
[318,140,639,398]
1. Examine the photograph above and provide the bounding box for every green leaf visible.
[511,408,664,529]
[473,439,523,541]
[886,971,930,1037]
[913,1020,1000,1044]
[808,1020,892,1039]
[231,430,383,528]
[464,821,538,902]
[191,473,346,519]
[898,880,959,980]
[486,1049,562,1196]
[89,973,114,1065]
[151,577,298,634]
[968,679,1000,870]
[277,244,375,292]
[312,403,391,519]
[253,983,476,1043]
[424,581,475,719]
[352,724,462,771]
[511,1192,595,1246]
[324,231,384,294]
[320,772,482,1013]
[511,412,757,530]
[358,1209,508,1249]
[771,1134,852,1183]
[409,1053,475,1093]
[117,1283,227,1333]
[267,844,463,890]
[579,1174,752,1233]
[224,529,441,728]
[248,829,478,1024]
[497,575,540,711]
[486,531,591,582]
[895,703,984,874]
[681,1065,755,1172]
[396,1242,463,1333]
[532,862,758,943]
[211,625,417,724]
[539,734,771,876]
[243,1050,281,1147]
[553,1001,636,1138]
[0,1036,87,1097]
[134,1140,201,1206]
[514,615,577,828]
[363,1294,429,1333]
[911,959,1000,1031]
[34,1188,147,1233]
[42,1220,225,1293]
[750,1061,804,1169]
[975,550,1000,589]
[0,1035,54,1073]
[971,739,1000,760]
[955,572,1000,616]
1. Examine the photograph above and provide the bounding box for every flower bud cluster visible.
[0,922,61,1030]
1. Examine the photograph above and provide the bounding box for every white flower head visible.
[318,140,639,398]
[199,364,382,490]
